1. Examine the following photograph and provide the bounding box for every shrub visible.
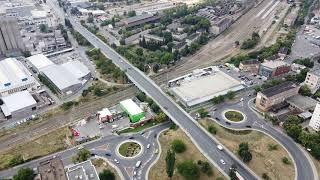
[282,157,291,165]
[177,160,200,180]
[171,139,186,153]
[208,125,217,135]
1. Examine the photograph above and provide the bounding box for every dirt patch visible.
[92,158,121,180]
[199,119,295,180]
[148,128,226,180]
[0,127,71,170]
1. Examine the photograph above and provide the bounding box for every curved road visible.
[209,90,318,180]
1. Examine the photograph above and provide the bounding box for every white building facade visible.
[309,103,320,131]
[304,70,320,94]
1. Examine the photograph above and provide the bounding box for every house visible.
[97,108,113,123]
[255,82,300,111]
[259,60,290,78]
[239,59,260,74]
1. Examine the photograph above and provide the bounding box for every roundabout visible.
[223,110,246,123]
[117,140,143,159]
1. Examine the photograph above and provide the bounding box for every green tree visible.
[39,24,48,33]
[282,157,291,165]
[238,142,252,163]
[299,84,312,96]
[87,16,94,23]
[9,155,24,167]
[165,149,176,178]
[155,112,168,123]
[13,168,34,180]
[208,125,217,134]
[171,139,186,153]
[99,169,115,180]
[72,148,91,163]
[161,53,173,64]
[177,160,200,180]
[296,68,309,82]
[135,48,144,56]
[197,160,213,176]
[226,91,235,100]
[136,91,146,102]
[197,108,208,118]
[128,10,136,17]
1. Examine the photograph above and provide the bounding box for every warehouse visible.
[27,53,54,71]
[119,99,145,123]
[41,64,82,96]
[0,58,39,96]
[61,61,91,81]
[170,66,244,107]
[0,91,37,118]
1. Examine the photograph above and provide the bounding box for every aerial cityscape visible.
[0,0,319,180]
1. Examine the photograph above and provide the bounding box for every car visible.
[129,136,134,139]
[91,153,96,156]
[154,133,157,138]
[217,145,223,150]
[220,159,226,165]
[225,121,231,125]
[212,108,217,111]
[133,171,137,176]
[114,159,119,164]
[147,144,151,149]
[164,106,168,110]
[135,161,142,168]
[216,117,220,121]
[105,153,112,156]
[77,145,84,150]
[154,149,159,154]
[245,125,252,128]
[140,131,145,135]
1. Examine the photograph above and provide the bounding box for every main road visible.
[45,4,260,180]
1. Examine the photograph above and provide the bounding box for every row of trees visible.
[240,32,260,50]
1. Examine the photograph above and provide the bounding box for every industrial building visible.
[304,69,320,94]
[97,108,112,123]
[37,157,67,180]
[255,82,300,112]
[27,54,91,96]
[41,64,82,96]
[169,66,244,107]
[0,58,39,96]
[0,90,37,118]
[120,99,145,123]
[0,16,25,55]
[211,17,232,35]
[259,60,290,78]
[122,14,160,28]
[309,103,320,131]
[286,95,318,112]
[66,160,99,180]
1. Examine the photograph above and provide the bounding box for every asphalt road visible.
[210,90,317,180]
[55,10,260,180]
[0,123,169,179]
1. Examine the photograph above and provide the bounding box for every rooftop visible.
[120,99,143,115]
[261,60,288,69]
[41,64,81,91]
[1,91,36,116]
[260,81,298,98]
[38,157,67,180]
[66,160,99,180]
[61,61,90,80]
[309,69,320,76]
[240,59,260,65]
[286,94,318,111]
[27,54,54,70]
[125,14,154,24]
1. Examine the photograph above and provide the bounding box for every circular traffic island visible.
[118,141,142,158]
[224,110,244,122]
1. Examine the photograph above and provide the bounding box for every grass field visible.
[92,158,121,180]
[0,127,70,170]
[200,119,295,180]
[224,111,244,122]
[149,128,226,180]
[118,142,141,157]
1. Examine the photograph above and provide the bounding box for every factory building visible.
[0,17,25,55]
[0,90,37,118]
[122,14,160,28]
[27,53,54,71]
[61,61,91,81]
[41,64,82,96]
[120,99,145,123]
[0,58,39,96]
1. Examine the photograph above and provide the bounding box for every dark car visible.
[225,121,231,125]
[90,153,96,156]
[216,117,220,121]
[105,152,112,156]
[129,136,134,139]
[154,133,157,138]
[245,125,252,128]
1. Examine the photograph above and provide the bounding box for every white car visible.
[220,159,226,165]
[217,145,223,150]
[147,144,151,149]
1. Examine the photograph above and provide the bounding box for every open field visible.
[149,128,225,180]
[92,158,121,180]
[0,127,70,170]
[199,119,295,180]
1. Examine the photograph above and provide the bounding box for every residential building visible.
[66,160,99,180]
[0,58,39,96]
[309,103,320,131]
[97,108,113,123]
[142,34,164,43]
[239,59,260,74]
[172,41,187,52]
[258,60,290,78]
[0,16,25,55]
[0,90,36,118]
[304,69,320,94]
[291,63,306,74]
[122,14,160,28]
[172,33,187,41]
[255,82,300,111]
[38,157,67,180]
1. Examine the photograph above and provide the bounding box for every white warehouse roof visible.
[61,61,90,80]
[41,64,81,91]
[27,54,54,70]
[120,99,143,115]
[0,58,35,93]
[1,91,36,117]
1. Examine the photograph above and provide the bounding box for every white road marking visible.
[261,1,280,20]
[255,0,276,18]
